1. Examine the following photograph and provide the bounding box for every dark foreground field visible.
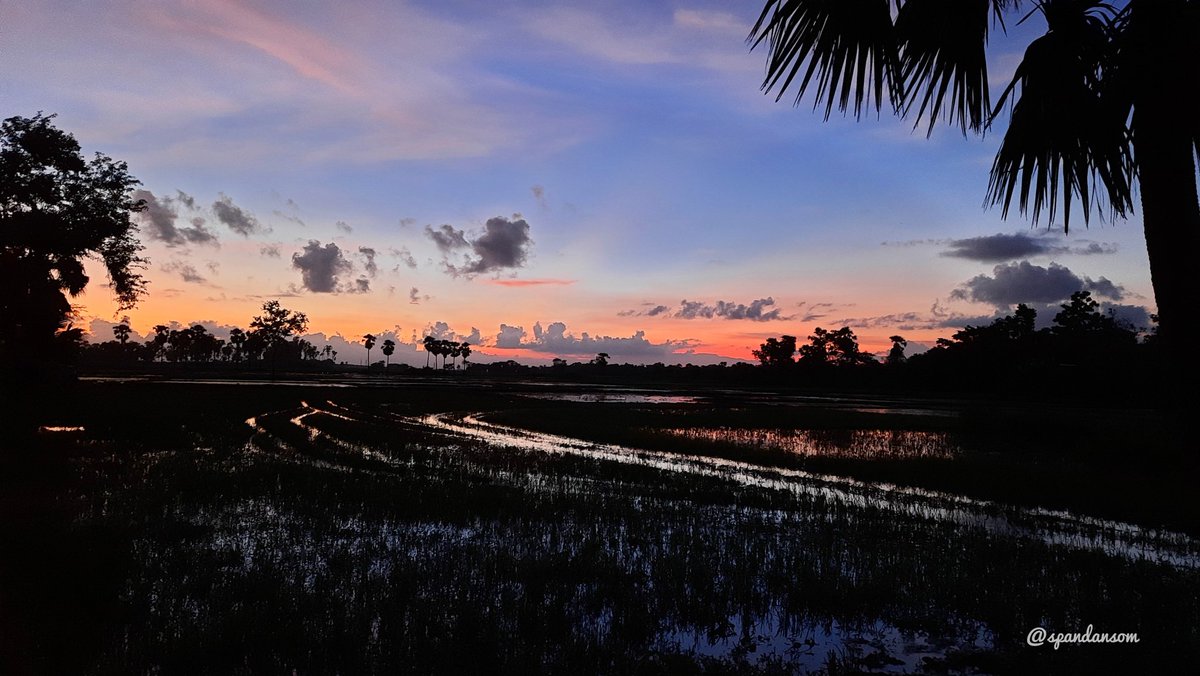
[2,379,1198,674]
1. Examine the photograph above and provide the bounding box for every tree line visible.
[751,291,1158,397]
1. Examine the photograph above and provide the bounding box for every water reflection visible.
[51,395,1200,674]
[657,426,960,460]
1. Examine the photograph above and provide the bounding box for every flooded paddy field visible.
[3,379,1198,674]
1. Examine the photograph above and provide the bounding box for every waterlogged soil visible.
[2,379,1198,674]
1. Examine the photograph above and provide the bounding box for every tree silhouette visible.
[228,328,246,362]
[363,334,376,369]
[749,0,1200,367]
[753,335,797,367]
[381,339,395,368]
[1,113,147,368]
[249,300,309,378]
[799,327,876,367]
[422,335,435,368]
[112,324,131,345]
[886,335,908,366]
[459,342,472,368]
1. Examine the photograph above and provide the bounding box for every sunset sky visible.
[5,0,1157,365]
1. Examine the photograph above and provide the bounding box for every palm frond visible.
[894,0,994,136]
[986,1,1133,232]
[749,0,901,119]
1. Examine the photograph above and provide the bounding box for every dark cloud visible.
[428,215,535,277]
[796,301,838,322]
[408,287,432,304]
[940,232,1118,262]
[175,190,197,210]
[950,261,1125,307]
[162,260,207,284]
[354,278,370,293]
[620,299,788,321]
[133,189,219,247]
[336,220,353,234]
[425,224,469,253]
[389,246,418,269]
[531,184,547,208]
[675,297,789,321]
[291,240,354,293]
[1103,304,1152,330]
[260,244,282,258]
[213,193,263,237]
[399,217,416,228]
[358,247,378,277]
[493,321,695,358]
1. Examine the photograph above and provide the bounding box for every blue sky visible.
[4,0,1156,365]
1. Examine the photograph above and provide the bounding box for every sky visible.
[4,0,1157,366]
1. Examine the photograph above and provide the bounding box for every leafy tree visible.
[249,300,309,377]
[112,323,131,345]
[749,0,1200,366]
[752,335,797,367]
[381,338,395,367]
[593,352,610,367]
[798,327,876,367]
[228,328,246,362]
[459,342,472,367]
[1,113,147,366]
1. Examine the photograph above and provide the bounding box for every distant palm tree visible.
[422,335,435,368]
[363,333,376,369]
[459,342,472,368]
[112,323,130,344]
[381,339,395,368]
[749,0,1200,364]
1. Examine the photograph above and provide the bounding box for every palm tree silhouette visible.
[459,342,472,368]
[749,0,1200,365]
[422,335,435,368]
[381,339,395,368]
[363,333,376,369]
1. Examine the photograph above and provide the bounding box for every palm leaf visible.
[986,1,1132,232]
[749,0,901,119]
[894,0,995,135]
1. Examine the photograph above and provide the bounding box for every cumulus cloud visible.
[492,321,695,358]
[133,189,219,247]
[495,324,528,348]
[212,193,263,236]
[423,321,481,344]
[950,261,1125,307]
[427,215,534,277]
[291,240,354,293]
[940,232,1118,262]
